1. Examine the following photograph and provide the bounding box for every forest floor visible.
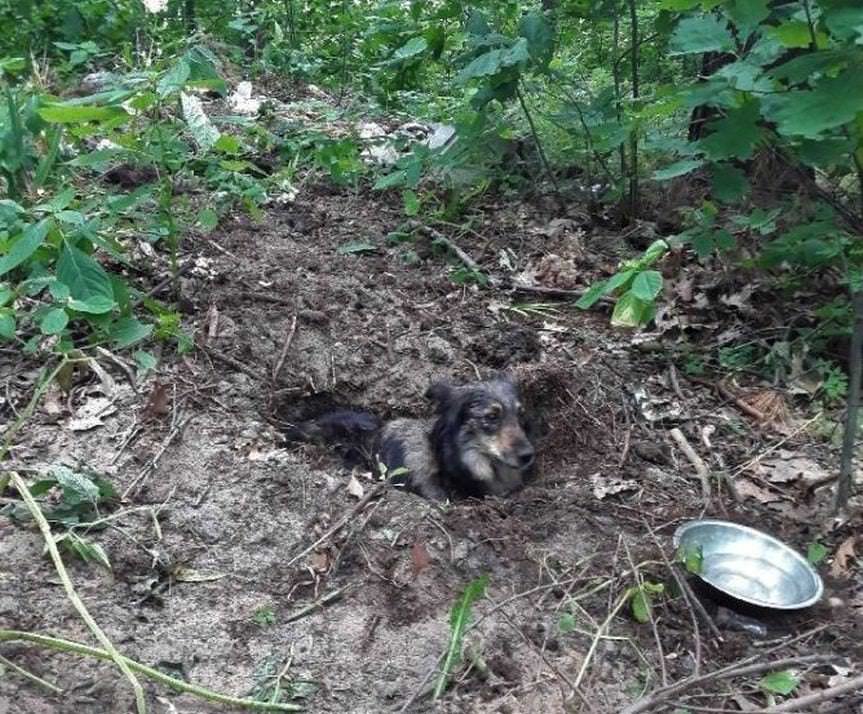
[1,80,862,714]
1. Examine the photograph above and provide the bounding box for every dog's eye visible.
[482,404,502,423]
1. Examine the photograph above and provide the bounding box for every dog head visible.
[428,376,535,496]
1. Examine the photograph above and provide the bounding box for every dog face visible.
[428,377,535,496]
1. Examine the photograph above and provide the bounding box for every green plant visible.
[433,574,488,700]
[253,606,277,627]
[576,238,669,327]
[628,581,665,624]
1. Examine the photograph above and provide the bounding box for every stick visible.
[283,586,348,623]
[201,346,267,382]
[284,484,385,568]
[620,650,839,714]
[121,415,192,500]
[836,290,863,513]
[511,282,614,306]
[669,427,711,504]
[0,630,301,711]
[407,221,497,286]
[10,473,148,714]
[771,672,863,712]
[272,313,298,382]
[573,591,630,689]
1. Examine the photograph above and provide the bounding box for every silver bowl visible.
[673,520,823,610]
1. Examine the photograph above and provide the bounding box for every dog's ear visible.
[425,380,453,410]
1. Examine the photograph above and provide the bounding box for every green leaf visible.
[631,271,663,301]
[39,307,69,335]
[403,190,420,216]
[38,104,128,124]
[770,21,819,49]
[390,36,428,63]
[724,0,770,34]
[807,542,828,565]
[0,219,51,277]
[823,4,863,43]
[109,317,153,349]
[669,15,734,55]
[607,269,637,293]
[214,134,241,154]
[763,69,863,138]
[631,588,651,623]
[67,295,116,314]
[678,544,704,574]
[519,10,555,69]
[434,575,488,700]
[374,169,408,190]
[700,99,762,160]
[134,350,158,376]
[559,612,576,633]
[710,163,749,202]
[0,311,15,338]
[52,465,100,504]
[456,38,530,84]
[337,241,377,255]
[56,242,115,305]
[611,292,653,327]
[157,56,191,98]
[759,671,799,696]
[197,208,219,233]
[575,279,610,309]
[653,159,704,181]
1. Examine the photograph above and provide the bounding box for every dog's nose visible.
[517,445,535,468]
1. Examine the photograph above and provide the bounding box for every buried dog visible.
[286,376,536,500]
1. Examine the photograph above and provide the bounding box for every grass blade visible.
[433,575,488,700]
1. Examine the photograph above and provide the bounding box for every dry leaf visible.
[590,473,638,500]
[411,542,431,577]
[66,396,116,431]
[142,381,171,420]
[346,474,364,499]
[831,535,858,578]
[309,551,330,573]
[735,478,781,504]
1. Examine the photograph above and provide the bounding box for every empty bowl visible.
[673,519,823,610]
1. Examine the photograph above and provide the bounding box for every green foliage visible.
[434,575,488,700]
[628,581,665,624]
[253,606,277,627]
[806,542,828,566]
[759,670,799,696]
[677,544,704,575]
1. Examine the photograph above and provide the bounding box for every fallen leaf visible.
[66,396,117,431]
[142,381,171,420]
[346,474,364,499]
[309,550,330,573]
[830,535,858,578]
[590,473,638,500]
[735,477,781,504]
[411,542,431,577]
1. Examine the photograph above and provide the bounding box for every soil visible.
[2,122,862,713]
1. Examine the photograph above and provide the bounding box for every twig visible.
[669,427,711,504]
[0,630,301,711]
[511,281,615,306]
[836,290,863,513]
[272,313,298,382]
[772,672,863,712]
[676,569,723,643]
[284,484,386,569]
[573,591,630,689]
[687,376,765,421]
[9,473,148,714]
[284,586,348,623]
[121,415,192,499]
[620,648,837,714]
[200,346,267,382]
[133,261,194,304]
[0,653,63,694]
[407,220,498,286]
[398,653,445,713]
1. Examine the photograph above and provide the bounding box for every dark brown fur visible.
[287,377,536,500]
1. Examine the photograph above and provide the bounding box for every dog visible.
[286,376,536,500]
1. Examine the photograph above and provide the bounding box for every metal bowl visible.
[673,520,823,610]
